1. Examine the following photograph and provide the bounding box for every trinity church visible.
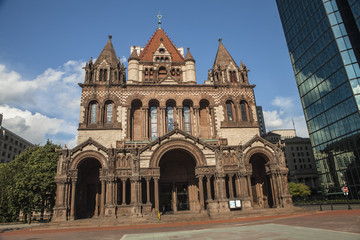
[53,21,292,221]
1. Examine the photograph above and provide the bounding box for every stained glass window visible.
[150,106,157,140]
[106,103,112,123]
[226,102,233,121]
[167,106,174,131]
[90,103,97,124]
[184,106,191,134]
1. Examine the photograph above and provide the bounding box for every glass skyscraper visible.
[276,0,360,199]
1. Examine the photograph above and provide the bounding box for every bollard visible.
[330,203,333,210]
[319,203,323,211]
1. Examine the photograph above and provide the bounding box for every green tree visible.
[0,140,60,223]
[288,182,312,201]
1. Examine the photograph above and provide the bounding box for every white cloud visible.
[0,61,85,148]
[263,96,309,138]
[0,105,77,147]
[263,110,283,128]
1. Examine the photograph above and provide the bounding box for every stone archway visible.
[249,153,274,208]
[75,158,102,219]
[158,149,199,213]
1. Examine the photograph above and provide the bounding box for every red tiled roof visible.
[139,29,184,62]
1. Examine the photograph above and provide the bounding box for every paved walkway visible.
[1,209,359,240]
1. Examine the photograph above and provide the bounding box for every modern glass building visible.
[276,0,360,199]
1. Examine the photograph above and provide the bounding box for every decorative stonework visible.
[52,28,292,222]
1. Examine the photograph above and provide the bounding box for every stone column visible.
[234,175,241,197]
[55,180,65,206]
[270,174,278,207]
[160,107,166,135]
[216,174,227,200]
[210,107,217,138]
[70,178,77,220]
[131,177,139,204]
[247,175,253,204]
[194,107,200,137]
[146,178,151,204]
[198,176,205,210]
[154,178,159,211]
[95,183,99,216]
[228,174,234,198]
[122,179,126,205]
[100,179,106,216]
[171,182,177,212]
[126,107,131,139]
[177,107,183,130]
[206,175,212,200]
[235,102,241,122]
[114,180,118,205]
[144,107,149,140]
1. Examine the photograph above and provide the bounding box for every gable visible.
[139,29,184,62]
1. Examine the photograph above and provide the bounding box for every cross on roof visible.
[157,12,162,29]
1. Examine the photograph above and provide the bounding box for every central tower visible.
[128,28,196,84]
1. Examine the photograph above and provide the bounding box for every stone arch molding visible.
[243,146,275,165]
[150,139,207,168]
[70,150,109,170]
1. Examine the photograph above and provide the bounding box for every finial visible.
[219,38,222,42]
[157,12,163,29]
[108,35,112,40]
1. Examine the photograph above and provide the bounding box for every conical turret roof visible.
[213,39,238,69]
[184,48,195,63]
[94,35,119,67]
[128,48,140,61]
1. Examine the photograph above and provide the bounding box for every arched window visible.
[150,105,158,140]
[158,66,167,79]
[99,69,103,81]
[183,105,191,134]
[90,102,97,124]
[240,101,248,121]
[104,69,108,81]
[105,102,113,123]
[167,105,174,131]
[230,71,237,82]
[226,100,234,121]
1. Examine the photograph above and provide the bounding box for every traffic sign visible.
[342,187,349,193]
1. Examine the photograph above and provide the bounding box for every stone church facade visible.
[53,26,292,221]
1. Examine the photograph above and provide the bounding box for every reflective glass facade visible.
[277,0,360,199]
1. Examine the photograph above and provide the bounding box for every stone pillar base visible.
[281,194,293,208]
[131,203,142,216]
[52,206,68,222]
[104,205,116,218]
[218,199,230,213]
[240,198,252,210]
[206,200,220,214]
[142,203,152,215]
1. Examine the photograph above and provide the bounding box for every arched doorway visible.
[76,158,102,219]
[159,149,197,213]
[250,153,274,208]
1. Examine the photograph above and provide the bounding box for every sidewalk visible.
[1,208,359,240]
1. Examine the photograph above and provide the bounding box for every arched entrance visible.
[76,158,102,219]
[159,149,197,213]
[250,153,274,208]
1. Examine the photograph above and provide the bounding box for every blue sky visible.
[0,0,308,147]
